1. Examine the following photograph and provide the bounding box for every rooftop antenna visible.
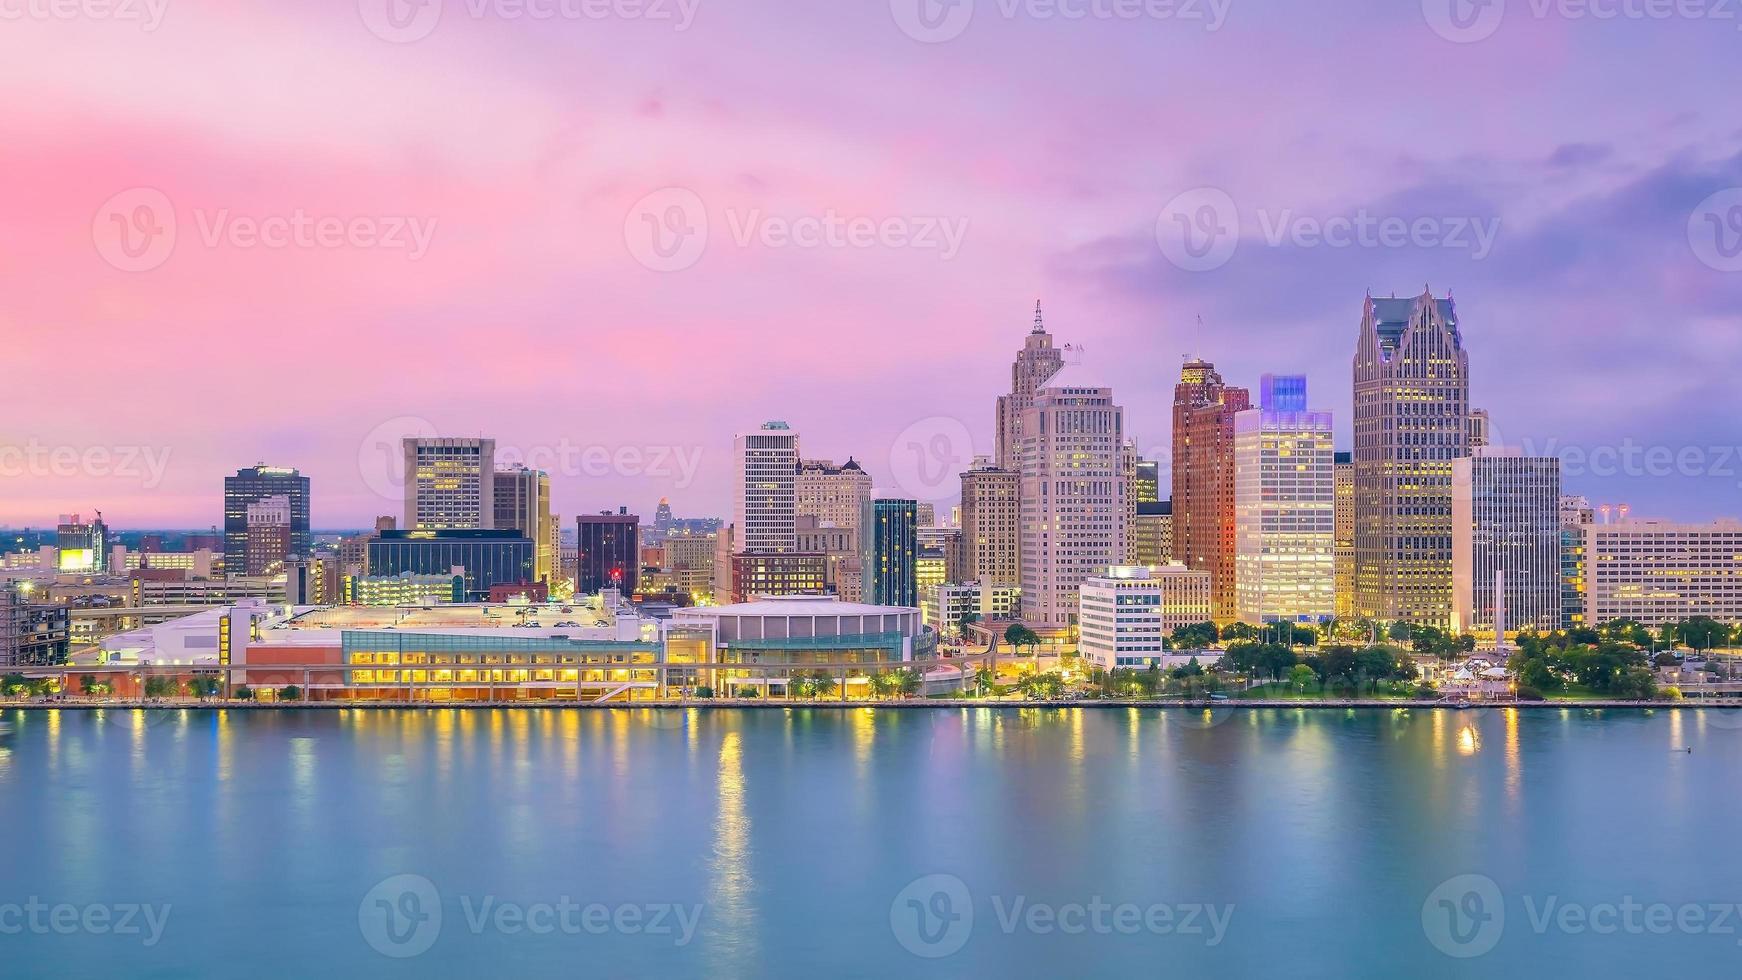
[1032,299,1045,334]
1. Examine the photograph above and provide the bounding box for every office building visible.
[1078,565,1212,671]
[1561,495,1595,629]
[733,422,800,554]
[404,438,496,530]
[1133,457,1160,504]
[922,581,1022,635]
[861,497,919,607]
[56,512,111,573]
[1131,501,1173,568]
[1334,452,1355,620]
[1353,289,1470,628]
[960,457,1020,587]
[1172,358,1250,622]
[1583,520,1742,627]
[1018,367,1126,629]
[244,494,292,576]
[577,510,641,596]
[1451,450,1563,637]
[493,465,553,583]
[796,458,872,531]
[662,531,717,603]
[0,585,70,667]
[224,465,311,573]
[728,552,827,604]
[1233,375,1336,625]
[994,301,1066,471]
[367,529,533,602]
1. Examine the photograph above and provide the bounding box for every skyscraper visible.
[244,494,292,576]
[1452,449,1562,637]
[861,496,919,606]
[493,465,553,583]
[404,438,496,530]
[1234,375,1336,625]
[994,301,1066,472]
[223,465,310,572]
[577,510,640,595]
[1353,290,1471,628]
[796,458,872,532]
[1018,367,1126,629]
[733,422,800,554]
[959,455,1020,586]
[1333,452,1356,620]
[1171,358,1250,623]
[1560,495,1595,630]
[1131,501,1173,568]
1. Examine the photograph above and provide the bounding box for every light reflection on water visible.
[0,707,1736,978]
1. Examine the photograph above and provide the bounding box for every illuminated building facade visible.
[960,457,1020,587]
[1451,450,1563,636]
[1584,520,1742,627]
[223,465,310,572]
[1233,375,1336,625]
[577,510,640,595]
[1172,358,1250,623]
[1353,290,1470,628]
[1078,565,1211,671]
[368,529,534,602]
[403,438,495,530]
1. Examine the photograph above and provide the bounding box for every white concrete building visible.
[732,422,800,554]
[1584,520,1742,627]
[1017,367,1127,628]
[1452,449,1563,636]
[1233,375,1336,625]
[1078,564,1212,670]
[922,581,1021,634]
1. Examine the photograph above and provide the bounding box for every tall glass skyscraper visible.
[1353,290,1470,628]
[861,497,918,607]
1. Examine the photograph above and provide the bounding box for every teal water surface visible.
[1,706,1738,978]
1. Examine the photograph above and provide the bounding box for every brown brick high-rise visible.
[1171,359,1249,624]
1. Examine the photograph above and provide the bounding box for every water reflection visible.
[709,729,757,976]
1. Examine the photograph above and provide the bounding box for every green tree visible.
[868,672,896,699]
[1287,663,1317,693]
[810,671,838,699]
[693,685,716,699]
[1003,624,1041,657]
[279,685,302,702]
[1,673,29,697]
[79,675,112,697]
[234,686,255,702]
[187,676,221,700]
[1170,622,1219,650]
[973,665,996,696]
[896,669,922,698]
[144,675,180,698]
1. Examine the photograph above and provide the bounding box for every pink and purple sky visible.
[3,0,1740,528]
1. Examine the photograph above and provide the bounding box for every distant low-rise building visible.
[1584,520,1742,627]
